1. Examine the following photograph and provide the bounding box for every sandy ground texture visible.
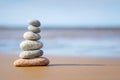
[0,54,120,80]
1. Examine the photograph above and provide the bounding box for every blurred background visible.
[0,0,120,58]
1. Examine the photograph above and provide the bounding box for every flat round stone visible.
[20,40,43,51]
[14,57,50,67]
[19,50,43,59]
[23,31,41,40]
[28,25,41,33]
[28,19,41,27]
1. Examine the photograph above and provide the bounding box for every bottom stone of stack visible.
[13,57,49,67]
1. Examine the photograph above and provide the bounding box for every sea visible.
[0,27,120,58]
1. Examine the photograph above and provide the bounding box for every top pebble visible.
[28,19,41,27]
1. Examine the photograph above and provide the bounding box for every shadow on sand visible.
[48,64,105,66]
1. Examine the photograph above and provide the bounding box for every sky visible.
[0,0,120,28]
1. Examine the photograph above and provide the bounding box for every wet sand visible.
[0,54,120,80]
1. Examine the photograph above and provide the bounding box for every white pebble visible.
[28,25,41,33]
[23,31,41,41]
[20,40,43,50]
[28,19,41,27]
[19,50,43,59]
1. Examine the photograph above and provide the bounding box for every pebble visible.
[20,40,43,50]
[14,57,50,67]
[28,19,41,27]
[23,31,41,40]
[19,50,43,59]
[28,25,41,33]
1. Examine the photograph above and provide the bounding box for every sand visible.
[0,54,120,80]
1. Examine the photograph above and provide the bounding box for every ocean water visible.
[43,38,120,57]
[0,28,120,58]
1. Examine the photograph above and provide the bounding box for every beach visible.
[0,28,120,80]
[1,0,120,79]
[0,54,120,80]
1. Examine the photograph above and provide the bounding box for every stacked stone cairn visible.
[14,19,49,67]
